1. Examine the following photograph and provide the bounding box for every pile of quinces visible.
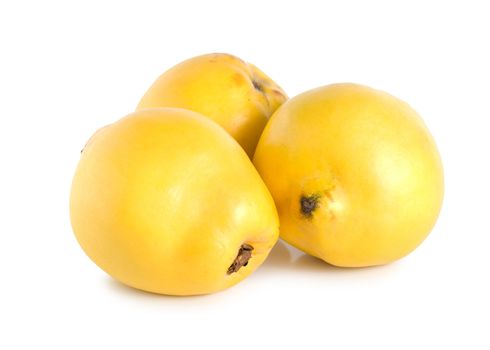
[70,53,444,296]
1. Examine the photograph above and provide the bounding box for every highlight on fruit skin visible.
[136,53,288,158]
[70,108,279,295]
[253,83,444,267]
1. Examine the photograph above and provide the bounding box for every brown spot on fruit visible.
[232,73,245,86]
[272,89,286,98]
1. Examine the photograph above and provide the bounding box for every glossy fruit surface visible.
[70,108,279,295]
[137,53,287,157]
[254,83,444,267]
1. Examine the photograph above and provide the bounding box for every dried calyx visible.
[300,194,320,218]
[227,243,254,274]
[252,80,263,92]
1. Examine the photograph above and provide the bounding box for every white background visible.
[1,0,489,349]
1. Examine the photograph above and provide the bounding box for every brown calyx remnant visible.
[227,243,254,274]
[252,80,264,92]
[300,194,320,219]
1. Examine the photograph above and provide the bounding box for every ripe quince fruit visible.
[254,83,444,267]
[70,108,279,295]
[137,53,287,157]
